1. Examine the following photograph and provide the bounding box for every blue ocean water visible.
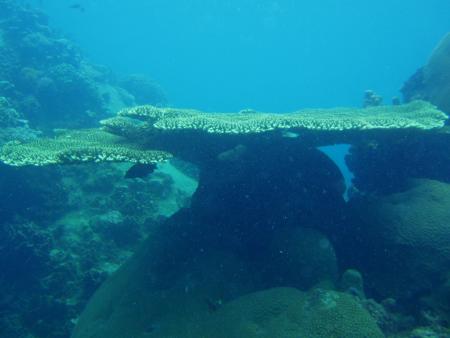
[31,0,450,111]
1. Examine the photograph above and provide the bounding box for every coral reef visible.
[363,89,383,107]
[0,96,22,127]
[1,100,449,338]
[70,136,367,337]
[0,96,40,145]
[1,2,450,338]
[1,95,448,338]
[0,1,175,337]
[0,0,167,128]
[0,161,195,337]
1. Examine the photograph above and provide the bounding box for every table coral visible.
[115,100,447,134]
[0,129,171,166]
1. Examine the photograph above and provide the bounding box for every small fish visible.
[69,3,85,12]
[281,130,300,138]
[125,163,156,179]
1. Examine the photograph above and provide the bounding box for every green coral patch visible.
[201,288,385,338]
[117,100,447,134]
[0,129,172,166]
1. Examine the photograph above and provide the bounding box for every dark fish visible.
[204,298,223,313]
[69,3,85,12]
[125,163,156,179]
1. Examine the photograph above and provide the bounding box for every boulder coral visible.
[197,287,384,338]
[350,179,450,300]
[73,270,384,338]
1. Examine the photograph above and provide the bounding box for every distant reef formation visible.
[0,0,166,131]
[402,32,450,115]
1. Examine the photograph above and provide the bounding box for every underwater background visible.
[1,0,450,337]
[28,0,450,110]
